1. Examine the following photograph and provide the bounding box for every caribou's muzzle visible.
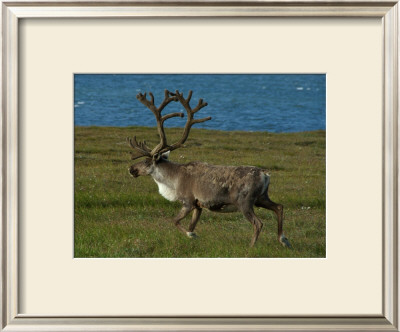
[129,166,139,178]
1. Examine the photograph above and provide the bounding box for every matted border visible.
[1,1,398,331]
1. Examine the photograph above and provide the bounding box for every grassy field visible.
[74,126,325,258]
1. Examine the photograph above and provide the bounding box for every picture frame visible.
[1,1,398,331]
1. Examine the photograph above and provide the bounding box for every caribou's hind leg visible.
[240,206,264,247]
[255,194,292,248]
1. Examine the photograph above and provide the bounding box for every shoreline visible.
[74,125,326,136]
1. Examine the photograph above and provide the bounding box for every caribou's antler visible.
[136,90,183,156]
[127,89,211,160]
[127,89,181,160]
[158,90,211,155]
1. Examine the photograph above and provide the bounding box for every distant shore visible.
[74,125,326,135]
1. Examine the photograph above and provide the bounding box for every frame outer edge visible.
[2,4,7,330]
[1,3,4,330]
[1,1,399,332]
[4,5,395,17]
[384,2,399,330]
[1,3,18,330]
[396,3,400,329]
[0,0,398,6]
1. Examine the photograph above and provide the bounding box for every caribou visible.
[127,90,291,248]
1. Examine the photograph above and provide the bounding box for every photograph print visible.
[74,74,326,258]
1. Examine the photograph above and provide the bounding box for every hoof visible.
[186,232,198,238]
[280,235,292,248]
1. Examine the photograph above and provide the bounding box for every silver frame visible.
[1,1,398,331]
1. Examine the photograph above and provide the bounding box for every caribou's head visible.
[127,89,211,177]
[129,158,153,178]
[129,152,170,178]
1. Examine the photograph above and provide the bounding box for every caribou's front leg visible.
[173,204,202,238]
[172,204,193,236]
[187,207,202,238]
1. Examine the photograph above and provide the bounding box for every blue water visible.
[74,74,325,133]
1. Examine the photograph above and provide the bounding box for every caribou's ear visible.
[153,151,170,163]
[161,151,170,160]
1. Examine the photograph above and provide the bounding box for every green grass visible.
[74,126,326,258]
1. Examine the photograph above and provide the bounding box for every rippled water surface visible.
[74,74,325,132]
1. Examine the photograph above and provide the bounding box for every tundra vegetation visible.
[75,125,326,258]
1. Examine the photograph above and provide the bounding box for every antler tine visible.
[192,116,212,124]
[161,111,184,124]
[193,98,208,113]
[127,136,150,152]
[157,89,178,113]
[126,136,152,160]
[186,90,193,103]
[149,92,154,103]
[136,92,157,114]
